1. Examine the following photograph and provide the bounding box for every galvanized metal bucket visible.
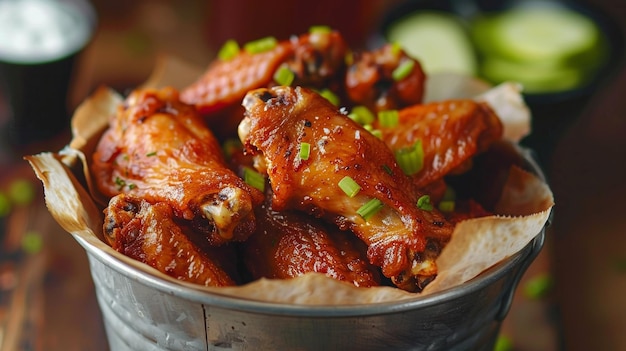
[74,224,545,351]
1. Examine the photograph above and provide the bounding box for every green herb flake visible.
[114,176,126,191]
[392,59,415,81]
[494,334,513,351]
[338,176,361,198]
[438,200,455,212]
[417,195,433,211]
[243,36,277,54]
[357,198,384,221]
[273,65,295,86]
[217,39,240,61]
[318,89,340,106]
[299,142,311,160]
[146,151,157,157]
[0,192,11,217]
[309,25,332,34]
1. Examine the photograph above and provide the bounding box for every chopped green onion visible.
[299,142,311,160]
[243,36,277,54]
[146,151,157,157]
[222,138,243,160]
[128,183,137,190]
[114,177,126,191]
[395,140,424,175]
[442,185,456,201]
[494,334,513,351]
[357,198,384,221]
[243,167,265,192]
[309,25,332,34]
[317,88,340,106]
[390,41,403,55]
[523,274,553,300]
[345,51,354,66]
[0,192,11,217]
[348,105,375,125]
[217,39,240,60]
[22,230,43,254]
[378,109,399,127]
[273,65,295,86]
[338,176,361,198]
[8,179,35,206]
[392,59,415,81]
[417,195,433,211]
[438,200,455,212]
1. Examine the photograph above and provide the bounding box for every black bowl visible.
[377,0,625,167]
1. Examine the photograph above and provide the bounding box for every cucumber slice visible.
[387,11,477,75]
[487,6,600,63]
[481,56,583,93]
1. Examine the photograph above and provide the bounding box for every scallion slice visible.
[357,198,384,220]
[309,25,332,34]
[348,105,375,125]
[273,65,295,86]
[338,176,361,198]
[243,167,265,192]
[217,39,240,61]
[318,89,340,106]
[417,195,433,211]
[378,109,399,127]
[438,200,455,212]
[395,140,424,175]
[299,142,311,160]
[243,36,277,54]
[392,59,415,81]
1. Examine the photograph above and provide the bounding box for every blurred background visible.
[0,0,624,350]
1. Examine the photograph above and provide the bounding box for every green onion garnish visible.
[357,198,384,221]
[494,335,513,351]
[114,176,126,191]
[243,167,265,192]
[378,109,399,127]
[217,39,240,61]
[0,192,11,217]
[21,230,43,254]
[338,176,361,198]
[438,200,455,212]
[382,164,393,175]
[417,195,433,211]
[146,151,157,157]
[222,138,243,160]
[299,142,311,160]
[395,140,424,175]
[348,105,375,125]
[309,25,332,34]
[8,179,35,206]
[316,89,340,106]
[442,185,456,201]
[243,36,277,54]
[523,274,553,300]
[390,41,402,55]
[392,60,415,81]
[273,65,295,86]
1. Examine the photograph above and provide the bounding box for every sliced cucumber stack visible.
[471,4,606,93]
[387,11,477,76]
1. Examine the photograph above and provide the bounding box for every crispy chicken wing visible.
[376,100,503,188]
[104,193,238,286]
[242,198,381,287]
[181,30,348,139]
[238,86,454,292]
[92,87,263,245]
[345,43,426,112]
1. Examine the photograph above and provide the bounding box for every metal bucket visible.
[74,226,544,351]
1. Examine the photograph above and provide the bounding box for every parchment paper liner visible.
[27,55,553,304]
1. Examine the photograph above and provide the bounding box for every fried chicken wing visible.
[238,86,454,292]
[180,30,348,139]
[242,198,381,287]
[104,193,238,286]
[376,100,503,188]
[92,87,263,245]
[345,43,426,112]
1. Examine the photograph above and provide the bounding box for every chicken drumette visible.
[238,86,454,292]
[92,87,263,246]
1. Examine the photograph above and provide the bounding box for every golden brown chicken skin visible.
[345,43,426,112]
[104,193,238,287]
[375,100,503,188]
[180,30,348,139]
[242,198,381,287]
[92,87,263,246]
[238,86,454,292]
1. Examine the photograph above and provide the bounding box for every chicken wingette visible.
[238,86,454,292]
